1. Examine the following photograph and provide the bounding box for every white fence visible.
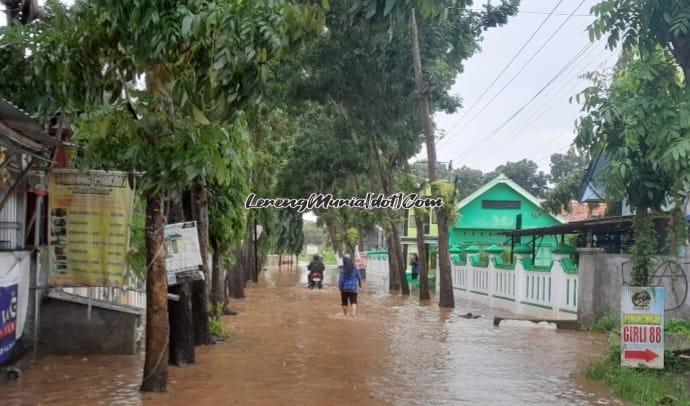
[60,285,146,309]
[368,251,578,320]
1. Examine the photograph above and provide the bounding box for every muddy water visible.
[3,266,620,405]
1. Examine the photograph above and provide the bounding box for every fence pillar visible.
[576,247,604,329]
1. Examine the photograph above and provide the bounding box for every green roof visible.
[513,244,532,254]
[486,244,503,254]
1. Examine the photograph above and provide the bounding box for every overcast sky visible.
[2,0,615,176]
[429,0,617,174]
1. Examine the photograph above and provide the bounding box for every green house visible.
[450,174,564,265]
[401,184,440,285]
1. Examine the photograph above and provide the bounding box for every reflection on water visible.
[3,265,619,405]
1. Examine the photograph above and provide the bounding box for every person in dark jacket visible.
[307,254,325,287]
[410,253,419,280]
[339,256,362,317]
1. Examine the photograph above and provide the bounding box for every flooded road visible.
[4,266,619,405]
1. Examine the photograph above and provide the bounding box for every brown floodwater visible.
[3,265,621,405]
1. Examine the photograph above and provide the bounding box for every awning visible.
[502,215,672,238]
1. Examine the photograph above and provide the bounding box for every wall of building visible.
[577,248,690,328]
[39,293,141,355]
[453,183,560,232]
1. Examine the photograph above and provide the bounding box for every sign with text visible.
[0,283,18,365]
[48,170,134,287]
[621,286,664,369]
[164,221,203,286]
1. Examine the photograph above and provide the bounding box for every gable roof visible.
[457,174,565,224]
[578,151,607,203]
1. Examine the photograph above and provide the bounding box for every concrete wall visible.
[39,292,141,355]
[578,248,690,328]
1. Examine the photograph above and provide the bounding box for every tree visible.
[541,149,590,215]
[303,222,327,246]
[490,159,549,198]
[549,149,589,184]
[453,166,485,200]
[292,0,518,305]
[1,0,322,391]
[589,1,690,87]
[575,48,689,285]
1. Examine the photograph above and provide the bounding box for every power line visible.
[450,40,594,165]
[443,0,588,145]
[466,41,611,165]
[439,0,567,145]
[493,41,607,140]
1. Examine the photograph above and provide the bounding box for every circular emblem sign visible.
[631,290,651,309]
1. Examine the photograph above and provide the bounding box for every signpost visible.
[621,286,664,369]
[164,221,203,286]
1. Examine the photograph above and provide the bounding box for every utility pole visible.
[410,8,454,308]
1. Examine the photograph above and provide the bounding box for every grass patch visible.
[209,304,229,341]
[590,312,617,333]
[586,334,690,405]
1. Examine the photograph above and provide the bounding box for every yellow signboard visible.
[48,169,134,287]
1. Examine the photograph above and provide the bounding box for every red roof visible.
[561,201,607,223]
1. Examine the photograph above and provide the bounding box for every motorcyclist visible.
[307,254,325,288]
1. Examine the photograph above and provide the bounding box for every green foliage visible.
[209,304,229,340]
[549,149,590,184]
[541,172,583,215]
[303,222,328,246]
[127,197,147,281]
[630,212,658,286]
[586,340,690,405]
[589,312,617,333]
[575,45,690,284]
[489,159,549,198]
[589,0,690,84]
[666,319,690,334]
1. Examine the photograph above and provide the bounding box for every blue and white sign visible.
[0,283,18,365]
[621,286,664,369]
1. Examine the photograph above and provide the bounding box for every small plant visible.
[209,303,229,341]
[590,312,617,333]
[666,319,690,334]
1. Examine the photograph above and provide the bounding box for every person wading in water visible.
[339,256,362,317]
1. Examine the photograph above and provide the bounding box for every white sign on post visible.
[621,286,664,369]
[164,221,203,286]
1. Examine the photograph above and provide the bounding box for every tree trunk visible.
[210,239,225,315]
[436,211,453,307]
[410,9,453,308]
[228,248,246,299]
[191,177,211,345]
[390,222,410,295]
[168,282,195,366]
[415,214,430,301]
[166,200,195,367]
[386,233,401,291]
[141,195,169,392]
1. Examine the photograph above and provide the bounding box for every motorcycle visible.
[308,271,323,290]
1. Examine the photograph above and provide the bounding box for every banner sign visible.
[621,286,664,369]
[48,169,134,287]
[0,284,17,365]
[164,222,203,286]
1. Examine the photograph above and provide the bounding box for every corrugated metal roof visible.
[0,96,64,150]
